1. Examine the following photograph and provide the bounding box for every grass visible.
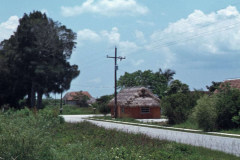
[91,116,240,138]
[59,105,100,115]
[220,128,240,134]
[94,115,139,123]
[171,120,199,130]
[0,107,239,160]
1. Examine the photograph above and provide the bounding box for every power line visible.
[149,21,240,51]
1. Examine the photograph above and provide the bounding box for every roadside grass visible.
[171,121,240,135]
[171,120,200,130]
[0,108,239,160]
[57,105,99,115]
[91,116,240,138]
[220,128,240,135]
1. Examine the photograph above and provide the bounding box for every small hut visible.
[63,91,96,106]
[108,87,161,119]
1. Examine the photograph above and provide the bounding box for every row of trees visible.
[0,11,79,109]
[117,69,175,98]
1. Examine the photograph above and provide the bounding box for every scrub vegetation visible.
[0,107,239,160]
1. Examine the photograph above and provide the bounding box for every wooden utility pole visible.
[107,47,125,118]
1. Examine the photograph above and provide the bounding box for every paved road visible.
[61,115,240,157]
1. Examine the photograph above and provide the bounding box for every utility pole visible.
[107,47,125,118]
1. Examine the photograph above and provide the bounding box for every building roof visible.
[108,87,160,107]
[223,79,240,90]
[63,91,92,101]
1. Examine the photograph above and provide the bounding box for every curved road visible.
[62,115,240,157]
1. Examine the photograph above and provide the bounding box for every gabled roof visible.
[63,91,92,101]
[108,87,160,107]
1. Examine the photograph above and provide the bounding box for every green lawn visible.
[0,108,239,160]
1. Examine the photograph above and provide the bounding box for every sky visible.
[1,0,240,98]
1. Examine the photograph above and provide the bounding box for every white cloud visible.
[0,16,19,42]
[77,27,140,56]
[101,27,120,44]
[119,41,139,56]
[148,6,240,55]
[61,0,148,17]
[77,27,120,45]
[77,29,101,42]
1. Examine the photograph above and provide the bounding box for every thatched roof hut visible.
[108,87,160,107]
[108,87,161,119]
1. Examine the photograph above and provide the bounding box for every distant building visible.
[108,87,161,119]
[215,78,240,93]
[63,91,96,106]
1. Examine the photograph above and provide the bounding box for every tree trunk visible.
[30,82,36,108]
[37,90,43,109]
[60,92,63,114]
[27,90,31,107]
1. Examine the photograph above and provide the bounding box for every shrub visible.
[216,87,240,129]
[192,95,218,131]
[162,93,194,124]
[99,104,111,115]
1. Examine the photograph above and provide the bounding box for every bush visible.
[192,95,218,131]
[162,93,194,124]
[99,104,111,115]
[191,87,240,131]
[215,87,240,129]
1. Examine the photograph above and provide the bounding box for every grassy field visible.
[0,107,239,160]
[60,105,100,115]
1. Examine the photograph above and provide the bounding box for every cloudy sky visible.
[1,0,240,98]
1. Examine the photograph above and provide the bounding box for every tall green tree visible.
[1,11,79,109]
[165,80,189,95]
[117,69,175,98]
[206,81,221,93]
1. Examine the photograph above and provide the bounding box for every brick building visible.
[108,87,161,119]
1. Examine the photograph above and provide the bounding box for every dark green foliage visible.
[192,86,240,131]
[232,111,240,125]
[206,81,221,93]
[96,94,114,105]
[95,94,113,114]
[165,80,189,95]
[0,108,238,160]
[162,80,205,125]
[162,93,194,124]
[117,69,175,98]
[0,11,79,109]
[216,86,240,130]
[72,91,90,107]
[99,104,111,115]
[192,95,218,131]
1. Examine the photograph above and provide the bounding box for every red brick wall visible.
[110,106,160,119]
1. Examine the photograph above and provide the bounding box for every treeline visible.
[118,70,240,131]
[0,11,79,109]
